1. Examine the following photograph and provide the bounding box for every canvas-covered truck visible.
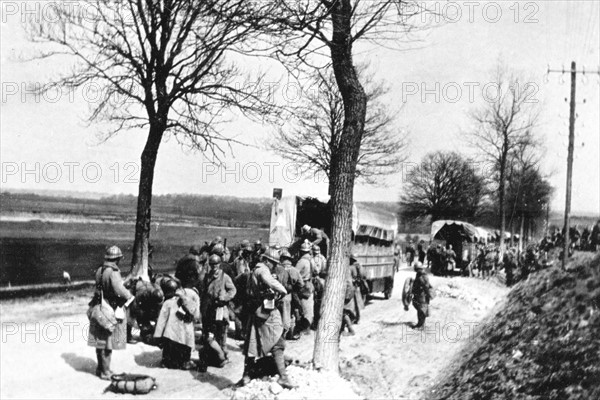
[269,195,398,299]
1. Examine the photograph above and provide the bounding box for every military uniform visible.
[87,248,133,380]
[412,268,433,328]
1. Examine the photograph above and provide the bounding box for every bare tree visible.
[400,151,485,223]
[258,0,428,371]
[25,0,274,279]
[269,65,408,188]
[468,65,540,256]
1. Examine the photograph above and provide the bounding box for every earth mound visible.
[430,253,600,400]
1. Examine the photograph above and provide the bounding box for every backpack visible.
[106,373,157,395]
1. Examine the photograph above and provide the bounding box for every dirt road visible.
[0,267,506,399]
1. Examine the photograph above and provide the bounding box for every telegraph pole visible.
[563,61,576,268]
[547,62,600,268]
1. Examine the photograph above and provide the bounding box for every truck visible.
[268,194,398,299]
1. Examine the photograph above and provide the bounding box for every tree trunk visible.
[313,0,367,373]
[518,213,524,253]
[498,150,507,256]
[130,124,165,280]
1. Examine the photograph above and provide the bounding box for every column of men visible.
[89,235,331,389]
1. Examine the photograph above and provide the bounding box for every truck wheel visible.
[384,277,394,299]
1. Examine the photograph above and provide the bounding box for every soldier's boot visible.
[237,357,255,387]
[343,315,355,336]
[273,348,297,389]
[206,337,227,367]
[95,349,113,380]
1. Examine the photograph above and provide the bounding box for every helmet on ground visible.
[301,225,311,233]
[280,250,293,261]
[189,245,202,256]
[208,254,222,265]
[105,245,123,260]
[312,245,321,253]
[262,248,280,264]
[300,240,312,253]
[211,243,224,256]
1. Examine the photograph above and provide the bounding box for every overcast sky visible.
[1,1,599,214]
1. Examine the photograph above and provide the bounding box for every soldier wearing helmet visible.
[175,245,203,290]
[299,225,329,256]
[311,244,327,329]
[411,262,433,329]
[153,277,199,370]
[239,247,296,389]
[88,245,133,380]
[233,243,253,277]
[293,240,315,336]
[198,254,236,370]
[279,250,304,341]
[210,243,236,281]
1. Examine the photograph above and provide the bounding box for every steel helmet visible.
[280,250,293,261]
[301,225,311,233]
[312,244,321,252]
[414,262,425,271]
[211,243,224,256]
[189,245,202,256]
[300,240,312,253]
[105,245,123,260]
[160,278,180,297]
[262,248,280,264]
[240,239,250,247]
[208,254,222,265]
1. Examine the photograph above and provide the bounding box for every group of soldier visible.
[86,224,367,389]
[402,240,458,277]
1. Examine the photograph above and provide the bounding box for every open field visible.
[0,219,267,286]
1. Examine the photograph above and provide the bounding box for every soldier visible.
[87,246,134,380]
[153,278,199,370]
[311,244,327,328]
[405,240,416,267]
[294,241,314,335]
[311,244,327,277]
[340,273,357,336]
[591,219,600,251]
[502,248,517,287]
[175,245,203,289]
[417,240,426,264]
[211,243,236,281]
[279,250,304,341]
[445,244,457,274]
[199,254,236,369]
[300,224,330,256]
[239,248,296,389]
[251,239,266,269]
[349,253,367,323]
[233,243,253,277]
[411,262,433,329]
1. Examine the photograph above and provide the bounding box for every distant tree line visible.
[0,192,272,228]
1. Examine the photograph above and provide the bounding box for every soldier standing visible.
[405,240,416,267]
[294,241,314,335]
[199,254,236,369]
[412,262,433,329]
[87,246,134,380]
[239,248,296,389]
[311,244,327,328]
[279,250,304,341]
